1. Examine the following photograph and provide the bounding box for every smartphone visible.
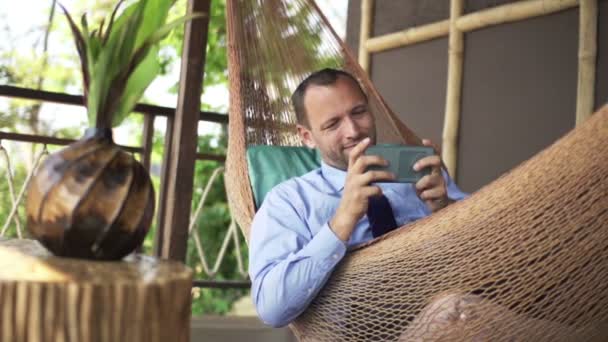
[364,144,434,183]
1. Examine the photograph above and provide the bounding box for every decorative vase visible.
[26,128,155,260]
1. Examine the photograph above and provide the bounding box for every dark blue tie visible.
[367,195,398,238]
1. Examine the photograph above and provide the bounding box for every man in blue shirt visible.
[248,68,467,328]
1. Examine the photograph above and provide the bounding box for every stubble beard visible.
[326,132,377,171]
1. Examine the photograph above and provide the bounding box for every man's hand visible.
[413,139,451,213]
[330,138,396,242]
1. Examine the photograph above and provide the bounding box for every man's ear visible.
[297,124,316,149]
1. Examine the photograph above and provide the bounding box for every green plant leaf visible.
[134,0,172,50]
[57,4,90,98]
[87,22,125,126]
[89,1,146,126]
[145,12,207,47]
[80,14,89,40]
[79,14,98,100]
[87,34,102,63]
[115,1,146,72]
[103,0,126,44]
[101,11,206,125]
[111,47,160,127]
[61,0,203,128]
[106,2,138,42]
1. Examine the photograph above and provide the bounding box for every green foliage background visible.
[0,0,249,316]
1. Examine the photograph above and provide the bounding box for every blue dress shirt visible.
[249,161,468,327]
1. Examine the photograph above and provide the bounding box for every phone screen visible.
[364,144,434,183]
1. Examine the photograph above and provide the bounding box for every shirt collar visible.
[321,161,347,192]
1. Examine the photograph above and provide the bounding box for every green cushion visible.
[247,145,321,208]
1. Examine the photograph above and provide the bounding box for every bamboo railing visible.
[0,86,249,289]
[358,0,598,179]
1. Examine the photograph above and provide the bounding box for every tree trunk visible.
[0,239,192,342]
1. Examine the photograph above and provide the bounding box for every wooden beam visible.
[0,85,228,124]
[576,0,598,125]
[192,279,251,289]
[442,0,464,179]
[358,0,374,72]
[136,115,155,254]
[141,115,155,171]
[0,131,141,154]
[154,117,174,257]
[159,0,211,261]
[0,129,224,166]
[196,152,226,162]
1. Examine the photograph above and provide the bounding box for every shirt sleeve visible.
[248,185,347,327]
[443,168,468,201]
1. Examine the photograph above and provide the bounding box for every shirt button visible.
[308,288,313,294]
[332,254,339,260]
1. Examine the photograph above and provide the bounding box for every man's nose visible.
[343,116,361,138]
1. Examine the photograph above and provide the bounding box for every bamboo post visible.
[363,0,579,52]
[456,0,579,32]
[576,0,598,125]
[365,20,450,53]
[442,0,464,179]
[0,239,192,342]
[358,0,374,73]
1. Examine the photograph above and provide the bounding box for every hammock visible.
[224,0,608,340]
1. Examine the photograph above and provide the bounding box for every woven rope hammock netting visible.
[224,0,608,340]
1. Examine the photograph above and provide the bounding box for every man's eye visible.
[324,122,338,130]
[321,120,338,130]
[352,107,367,115]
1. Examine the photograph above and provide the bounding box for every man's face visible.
[297,76,377,170]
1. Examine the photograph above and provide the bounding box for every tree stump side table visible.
[0,239,193,342]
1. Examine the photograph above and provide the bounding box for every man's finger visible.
[422,139,441,155]
[422,139,450,172]
[353,155,389,173]
[415,174,438,192]
[362,185,383,198]
[348,137,371,167]
[413,155,442,172]
[420,187,446,201]
[359,170,396,185]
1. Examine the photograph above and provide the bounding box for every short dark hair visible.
[291,68,366,127]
